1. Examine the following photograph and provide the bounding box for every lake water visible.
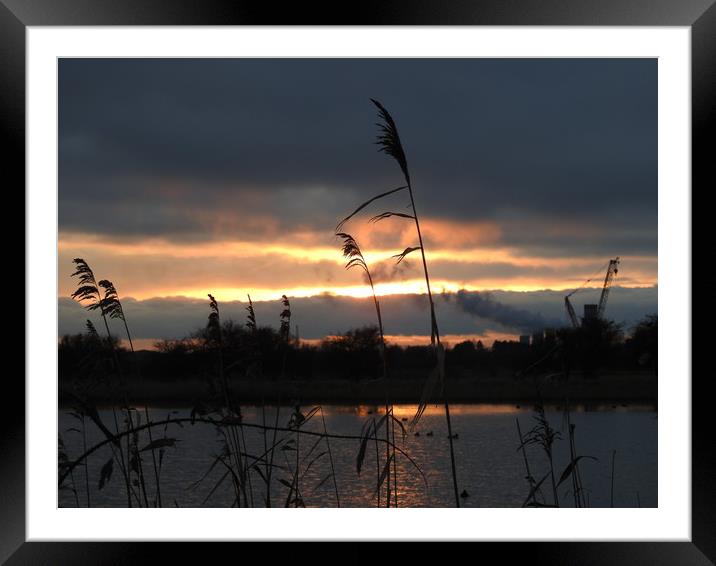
[58,403,657,508]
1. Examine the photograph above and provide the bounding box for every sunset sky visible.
[58,58,657,348]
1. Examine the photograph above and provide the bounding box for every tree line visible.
[59,313,658,385]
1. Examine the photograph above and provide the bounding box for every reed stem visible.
[406,183,460,508]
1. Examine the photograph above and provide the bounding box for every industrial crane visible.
[564,292,580,328]
[597,257,620,318]
[564,257,620,328]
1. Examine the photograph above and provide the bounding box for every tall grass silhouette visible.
[206,293,252,506]
[265,295,292,507]
[99,278,163,507]
[70,258,134,506]
[336,99,461,506]
[62,261,423,507]
[337,232,398,506]
[70,261,181,507]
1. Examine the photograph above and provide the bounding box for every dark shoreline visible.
[59,371,657,408]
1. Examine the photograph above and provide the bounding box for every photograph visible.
[56,57,658,509]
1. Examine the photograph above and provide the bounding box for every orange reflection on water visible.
[332,403,530,418]
[393,403,529,417]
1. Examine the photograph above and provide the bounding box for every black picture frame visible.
[2,1,708,562]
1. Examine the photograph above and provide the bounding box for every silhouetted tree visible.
[320,326,382,380]
[626,314,657,371]
[60,318,651,386]
[559,318,624,376]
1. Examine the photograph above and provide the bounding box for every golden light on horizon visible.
[127,332,519,352]
[60,276,657,304]
[58,228,657,303]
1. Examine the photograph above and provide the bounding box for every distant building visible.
[532,330,544,346]
[519,335,531,346]
[584,304,598,320]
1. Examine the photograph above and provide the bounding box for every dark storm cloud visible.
[59,58,657,256]
[501,217,658,258]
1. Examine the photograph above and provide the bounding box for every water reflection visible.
[332,403,656,417]
[58,404,657,508]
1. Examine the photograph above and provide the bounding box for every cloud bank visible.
[59,286,658,347]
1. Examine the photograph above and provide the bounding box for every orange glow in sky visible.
[58,229,657,302]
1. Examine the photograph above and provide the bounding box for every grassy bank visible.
[60,371,657,407]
